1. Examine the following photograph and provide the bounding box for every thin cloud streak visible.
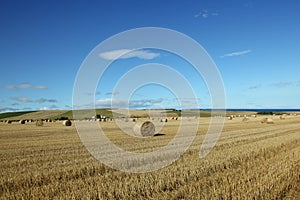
[11,97,58,103]
[105,91,120,96]
[220,50,251,58]
[194,10,219,18]
[95,98,164,109]
[270,81,293,88]
[0,107,20,113]
[11,97,33,103]
[1,83,47,90]
[99,49,159,60]
[36,98,58,103]
[248,84,261,90]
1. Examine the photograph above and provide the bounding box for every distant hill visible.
[0,111,36,120]
[0,110,69,120]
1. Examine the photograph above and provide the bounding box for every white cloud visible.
[194,10,219,18]
[105,91,120,96]
[12,97,33,103]
[220,50,251,58]
[36,98,58,103]
[39,105,59,110]
[270,81,293,88]
[11,97,58,103]
[96,98,126,108]
[248,84,261,90]
[1,83,47,90]
[211,12,219,16]
[99,49,159,60]
[95,98,164,109]
[85,91,101,96]
[39,106,50,110]
[0,107,19,113]
[65,105,72,109]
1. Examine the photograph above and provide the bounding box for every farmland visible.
[0,113,299,199]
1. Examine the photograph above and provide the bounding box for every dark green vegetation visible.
[257,112,286,116]
[0,111,36,120]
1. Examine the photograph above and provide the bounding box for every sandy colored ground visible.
[0,114,299,199]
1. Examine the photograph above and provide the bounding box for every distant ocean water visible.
[199,108,300,112]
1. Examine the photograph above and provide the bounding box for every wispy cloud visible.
[248,84,261,90]
[95,98,164,109]
[65,105,72,109]
[99,49,160,60]
[220,50,251,58]
[85,91,101,96]
[129,99,163,108]
[0,99,4,103]
[1,83,47,90]
[105,91,120,96]
[0,107,19,113]
[11,97,58,103]
[248,81,297,90]
[270,81,293,88]
[39,105,59,110]
[194,10,219,18]
[36,98,58,103]
[11,97,33,103]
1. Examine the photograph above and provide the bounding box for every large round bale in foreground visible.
[36,119,44,126]
[133,121,155,137]
[63,120,72,126]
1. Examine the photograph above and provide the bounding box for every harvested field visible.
[0,115,299,199]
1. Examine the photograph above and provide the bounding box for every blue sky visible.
[1,0,300,112]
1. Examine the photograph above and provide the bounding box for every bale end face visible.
[133,121,155,137]
[140,121,155,137]
[63,120,72,126]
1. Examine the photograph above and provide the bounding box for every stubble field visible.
[0,114,299,199]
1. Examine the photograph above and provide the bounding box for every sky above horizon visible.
[1,0,300,112]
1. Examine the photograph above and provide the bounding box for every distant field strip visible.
[1,110,69,120]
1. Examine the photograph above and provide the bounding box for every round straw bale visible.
[160,118,168,122]
[19,120,26,124]
[261,118,268,123]
[7,120,12,124]
[36,119,44,126]
[242,117,249,122]
[266,118,274,124]
[63,120,72,126]
[133,121,155,137]
[280,115,286,119]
